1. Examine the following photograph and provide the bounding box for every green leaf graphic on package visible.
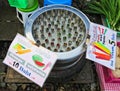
[32,55,45,67]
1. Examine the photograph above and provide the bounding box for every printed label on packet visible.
[86,22,117,70]
[3,33,57,87]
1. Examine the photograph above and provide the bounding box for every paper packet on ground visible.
[86,22,117,70]
[3,33,57,87]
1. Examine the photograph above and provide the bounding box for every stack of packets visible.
[3,33,57,87]
[86,22,120,91]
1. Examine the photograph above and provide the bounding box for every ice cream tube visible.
[17,49,31,54]
[93,42,111,55]
[93,51,111,60]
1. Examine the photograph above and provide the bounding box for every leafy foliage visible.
[86,0,120,31]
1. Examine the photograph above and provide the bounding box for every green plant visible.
[86,0,120,31]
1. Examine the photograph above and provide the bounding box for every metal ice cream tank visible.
[24,4,90,61]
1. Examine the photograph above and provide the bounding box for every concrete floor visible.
[0,0,24,41]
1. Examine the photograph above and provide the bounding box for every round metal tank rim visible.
[24,4,91,61]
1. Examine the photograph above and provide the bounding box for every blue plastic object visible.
[44,0,72,6]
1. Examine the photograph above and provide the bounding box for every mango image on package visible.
[13,43,31,54]
[32,55,45,67]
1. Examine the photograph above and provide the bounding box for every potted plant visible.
[85,0,120,36]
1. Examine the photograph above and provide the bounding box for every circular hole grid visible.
[32,9,86,52]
